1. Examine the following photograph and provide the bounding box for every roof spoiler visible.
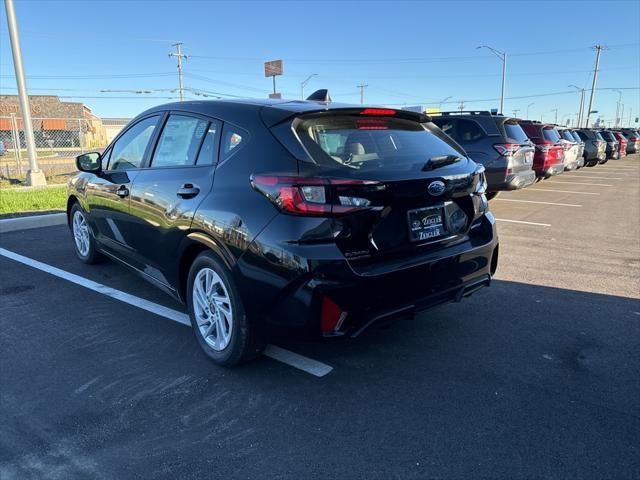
[306,89,332,103]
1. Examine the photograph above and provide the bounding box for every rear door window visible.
[503,122,529,143]
[296,114,464,173]
[220,125,248,162]
[560,130,576,142]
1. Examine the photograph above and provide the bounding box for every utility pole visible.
[458,100,465,112]
[526,102,534,119]
[477,45,506,114]
[168,42,188,101]
[584,44,605,128]
[4,0,45,185]
[551,109,558,124]
[357,83,368,104]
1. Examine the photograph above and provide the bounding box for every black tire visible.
[485,191,499,201]
[69,203,102,264]
[186,251,262,366]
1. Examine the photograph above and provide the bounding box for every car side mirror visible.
[76,152,102,173]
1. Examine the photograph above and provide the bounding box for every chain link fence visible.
[0,116,129,180]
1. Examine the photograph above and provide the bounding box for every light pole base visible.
[25,169,47,187]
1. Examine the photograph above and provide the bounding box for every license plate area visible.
[407,205,448,242]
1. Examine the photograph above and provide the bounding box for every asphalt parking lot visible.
[1,156,639,479]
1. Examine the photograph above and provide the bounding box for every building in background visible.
[0,95,108,149]
[102,118,131,143]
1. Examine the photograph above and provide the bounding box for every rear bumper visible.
[541,163,564,178]
[242,213,498,337]
[488,169,536,191]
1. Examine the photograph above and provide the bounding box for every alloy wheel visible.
[192,268,233,351]
[72,210,90,257]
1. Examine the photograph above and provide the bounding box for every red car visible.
[613,131,627,157]
[520,121,565,178]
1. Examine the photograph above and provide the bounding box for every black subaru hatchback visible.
[68,97,498,365]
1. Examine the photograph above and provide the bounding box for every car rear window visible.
[599,131,614,141]
[571,131,582,142]
[503,122,529,143]
[542,128,561,143]
[296,115,464,172]
[595,131,604,141]
[560,130,575,142]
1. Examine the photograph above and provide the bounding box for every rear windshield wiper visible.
[422,155,463,171]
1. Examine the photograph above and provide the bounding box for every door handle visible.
[176,184,200,199]
[116,185,129,198]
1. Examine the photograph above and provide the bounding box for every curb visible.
[0,212,67,233]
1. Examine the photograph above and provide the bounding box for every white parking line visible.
[545,181,612,187]
[0,247,333,378]
[496,218,551,227]
[527,188,600,195]
[494,199,582,207]
[565,175,622,180]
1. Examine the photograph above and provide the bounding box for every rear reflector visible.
[320,296,345,332]
[360,108,396,116]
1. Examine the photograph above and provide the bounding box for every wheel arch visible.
[176,232,237,303]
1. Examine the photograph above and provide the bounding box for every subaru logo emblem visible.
[428,180,445,196]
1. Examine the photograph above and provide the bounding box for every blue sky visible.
[1,0,639,125]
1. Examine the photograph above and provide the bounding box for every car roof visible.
[134,98,430,127]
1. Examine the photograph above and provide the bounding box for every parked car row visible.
[430,111,639,198]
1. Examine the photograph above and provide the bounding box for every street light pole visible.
[4,0,45,185]
[300,73,318,100]
[526,102,534,119]
[438,95,452,110]
[614,89,622,127]
[551,109,558,124]
[477,45,506,114]
[569,85,585,128]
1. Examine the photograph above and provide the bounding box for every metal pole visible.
[78,119,84,153]
[526,102,534,119]
[584,44,604,128]
[4,0,45,185]
[300,73,318,100]
[272,76,276,95]
[9,112,22,176]
[500,53,506,115]
[578,89,585,127]
[357,84,368,104]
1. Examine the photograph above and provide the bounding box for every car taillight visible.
[250,175,381,216]
[535,144,551,153]
[360,108,396,116]
[630,136,639,142]
[493,143,521,156]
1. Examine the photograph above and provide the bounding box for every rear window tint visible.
[570,131,582,142]
[595,131,604,141]
[542,128,560,143]
[599,131,614,141]
[503,122,529,143]
[296,115,464,172]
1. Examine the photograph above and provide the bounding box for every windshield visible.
[542,128,561,143]
[503,122,529,143]
[296,115,464,172]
